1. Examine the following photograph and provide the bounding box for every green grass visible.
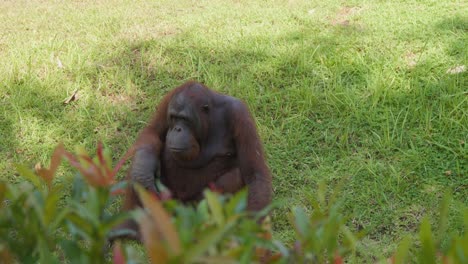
[0,0,466,261]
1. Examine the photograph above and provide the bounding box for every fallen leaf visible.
[57,58,64,69]
[63,89,79,104]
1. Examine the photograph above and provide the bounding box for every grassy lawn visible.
[0,0,466,261]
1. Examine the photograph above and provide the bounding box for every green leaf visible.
[38,237,61,264]
[438,190,452,241]
[118,244,142,264]
[107,227,139,241]
[225,189,247,215]
[197,199,210,219]
[14,164,43,189]
[25,190,46,225]
[253,200,277,222]
[393,236,412,264]
[453,210,468,261]
[419,217,436,264]
[341,226,357,252]
[195,256,238,264]
[110,180,128,195]
[70,200,100,228]
[43,191,62,225]
[464,209,468,229]
[183,218,237,262]
[66,212,94,240]
[86,187,101,218]
[0,181,6,206]
[239,240,255,263]
[59,239,89,264]
[317,181,326,209]
[323,216,339,257]
[50,206,70,230]
[101,211,134,236]
[292,207,310,238]
[75,146,90,165]
[103,147,113,170]
[204,190,225,226]
[273,240,290,258]
[71,174,87,201]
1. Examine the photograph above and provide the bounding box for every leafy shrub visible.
[0,143,132,263]
[0,144,466,263]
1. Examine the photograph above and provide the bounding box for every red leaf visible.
[111,188,126,196]
[62,149,113,187]
[36,143,66,187]
[334,252,344,264]
[112,242,126,264]
[158,190,172,201]
[97,142,105,165]
[140,213,169,263]
[135,185,181,256]
[208,182,223,193]
[96,142,112,180]
[77,154,95,167]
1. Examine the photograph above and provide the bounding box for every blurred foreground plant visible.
[0,144,466,263]
[0,143,133,263]
[390,192,468,264]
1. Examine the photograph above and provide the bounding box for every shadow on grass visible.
[435,15,467,61]
[2,16,466,250]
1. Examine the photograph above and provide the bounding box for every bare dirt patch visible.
[104,93,136,106]
[331,6,363,26]
[404,52,418,69]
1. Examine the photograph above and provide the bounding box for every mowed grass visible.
[0,0,466,261]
